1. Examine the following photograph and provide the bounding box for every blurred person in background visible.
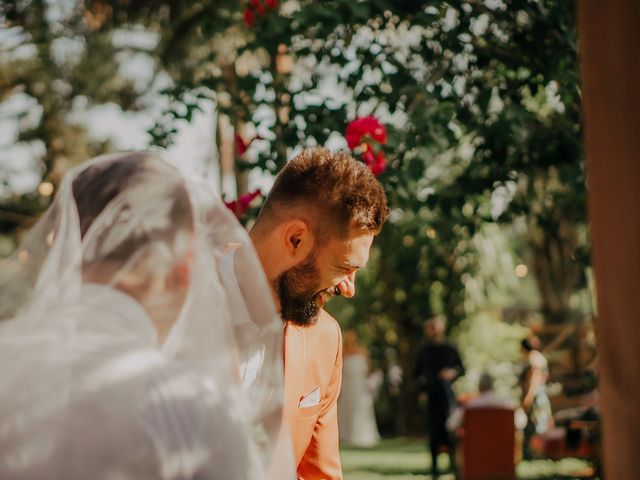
[520,335,553,459]
[414,316,465,478]
[338,329,381,447]
[447,372,523,432]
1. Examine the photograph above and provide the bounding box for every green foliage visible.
[0,0,241,232]
[2,0,590,433]
[156,0,585,335]
[454,310,529,397]
[208,0,586,432]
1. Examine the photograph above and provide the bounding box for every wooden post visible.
[579,2,640,478]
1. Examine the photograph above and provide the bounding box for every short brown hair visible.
[258,148,389,237]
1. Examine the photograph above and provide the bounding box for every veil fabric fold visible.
[0,152,291,479]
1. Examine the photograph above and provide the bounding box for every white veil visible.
[0,152,291,479]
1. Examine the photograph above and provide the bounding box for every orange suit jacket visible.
[283,309,343,479]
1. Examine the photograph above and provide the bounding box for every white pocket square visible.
[298,387,320,408]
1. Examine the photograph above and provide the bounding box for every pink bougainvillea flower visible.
[243,7,255,27]
[345,116,387,149]
[224,190,262,219]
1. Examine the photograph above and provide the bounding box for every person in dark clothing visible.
[414,316,465,478]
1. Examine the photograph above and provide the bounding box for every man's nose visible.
[338,273,356,298]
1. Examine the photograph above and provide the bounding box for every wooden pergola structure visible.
[580,1,640,478]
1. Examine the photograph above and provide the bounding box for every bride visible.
[0,152,291,479]
[338,329,381,447]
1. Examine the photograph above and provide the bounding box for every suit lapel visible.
[284,321,307,410]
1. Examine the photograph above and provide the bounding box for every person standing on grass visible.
[414,316,465,478]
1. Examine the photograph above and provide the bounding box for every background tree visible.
[1,0,592,434]
[190,0,589,432]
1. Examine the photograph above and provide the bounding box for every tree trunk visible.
[528,192,582,325]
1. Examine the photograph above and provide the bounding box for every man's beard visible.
[275,248,328,326]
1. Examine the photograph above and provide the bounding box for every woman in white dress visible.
[0,153,291,479]
[338,329,381,447]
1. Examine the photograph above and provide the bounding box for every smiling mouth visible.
[318,286,340,305]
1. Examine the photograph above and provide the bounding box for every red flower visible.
[244,0,276,27]
[243,7,255,26]
[235,134,249,156]
[345,117,387,176]
[235,134,263,156]
[360,144,386,176]
[224,190,262,219]
[250,0,265,14]
[370,151,387,176]
[361,147,375,166]
[345,116,387,149]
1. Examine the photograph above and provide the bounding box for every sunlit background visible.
[0,0,598,477]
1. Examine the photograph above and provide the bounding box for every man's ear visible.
[283,219,314,260]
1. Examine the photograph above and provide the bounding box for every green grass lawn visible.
[340,437,596,480]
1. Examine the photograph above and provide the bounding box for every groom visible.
[248,148,389,478]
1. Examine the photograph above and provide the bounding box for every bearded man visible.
[243,148,389,479]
